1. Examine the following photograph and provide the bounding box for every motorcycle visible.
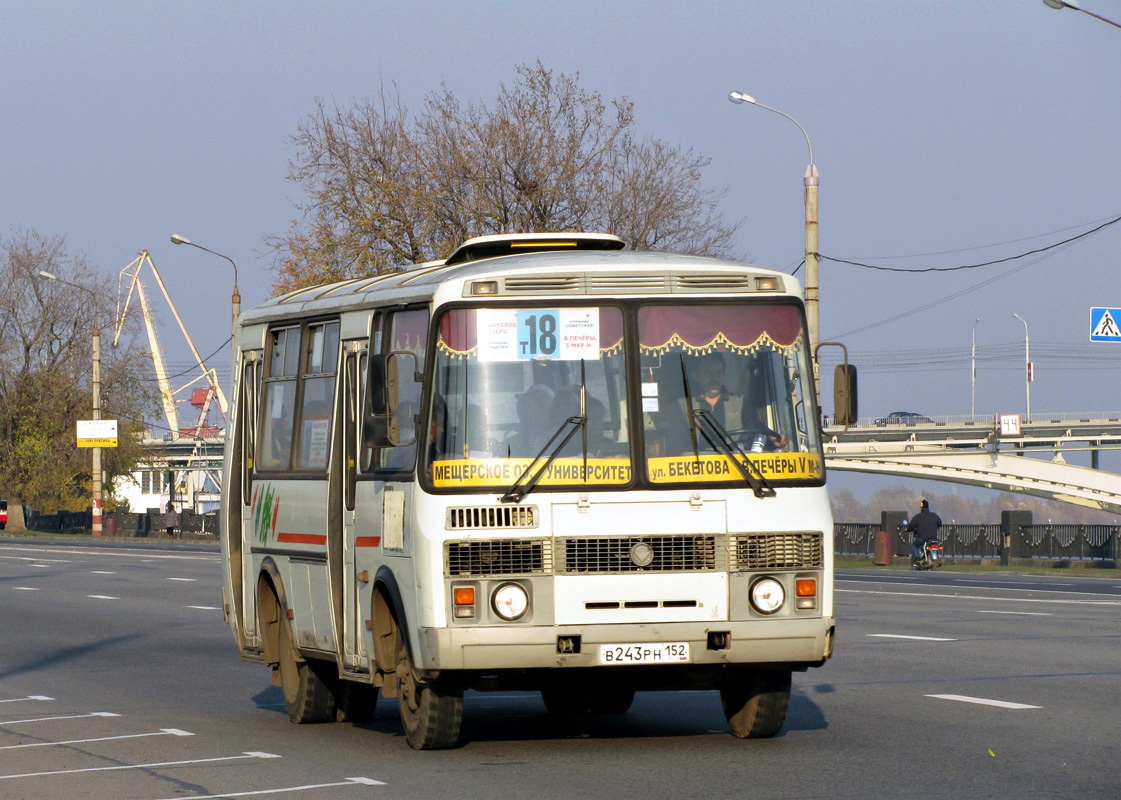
[913,538,943,571]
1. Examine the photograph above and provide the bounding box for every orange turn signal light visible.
[795,579,817,597]
[454,587,476,606]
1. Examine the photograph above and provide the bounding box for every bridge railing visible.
[835,523,1118,562]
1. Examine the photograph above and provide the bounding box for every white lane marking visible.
[976,610,1052,616]
[29,564,50,568]
[868,634,957,641]
[91,570,117,574]
[926,694,1040,709]
[837,588,1121,606]
[839,580,1112,598]
[0,696,53,704]
[0,728,193,750]
[0,555,72,563]
[167,577,197,582]
[0,751,280,781]
[186,605,220,610]
[150,776,385,799]
[2,711,119,725]
[14,587,40,591]
[0,545,216,562]
[87,595,119,600]
[954,579,1073,587]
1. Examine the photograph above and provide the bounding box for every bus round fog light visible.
[750,578,785,615]
[492,583,529,620]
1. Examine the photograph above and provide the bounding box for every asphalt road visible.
[1,539,1119,799]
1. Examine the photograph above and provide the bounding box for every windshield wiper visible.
[691,409,776,498]
[678,354,774,498]
[501,361,590,504]
[500,415,585,503]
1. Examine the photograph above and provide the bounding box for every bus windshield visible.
[426,301,822,492]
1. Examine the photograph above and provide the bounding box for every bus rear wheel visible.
[277,613,336,724]
[394,633,462,749]
[588,686,635,715]
[719,669,791,738]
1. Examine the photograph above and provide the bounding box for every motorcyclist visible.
[906,498,942,570]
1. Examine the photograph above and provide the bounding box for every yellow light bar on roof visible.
[509,241,578,248]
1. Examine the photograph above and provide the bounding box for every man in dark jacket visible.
[906,498,942,569]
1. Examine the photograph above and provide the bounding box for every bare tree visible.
[0,230,155,519]
[269,62,740,294]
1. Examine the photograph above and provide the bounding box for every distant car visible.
[874,411,933,427]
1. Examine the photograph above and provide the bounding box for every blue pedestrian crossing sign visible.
[1090,308,1121,341]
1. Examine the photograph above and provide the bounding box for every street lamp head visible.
[39,270,58,281]
[170,234,191,246]
[728,91,757,105]
[1043,0,1079,9]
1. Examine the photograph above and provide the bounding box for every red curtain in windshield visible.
[637,305,802,354]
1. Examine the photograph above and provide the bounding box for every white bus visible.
[220,232,835,749]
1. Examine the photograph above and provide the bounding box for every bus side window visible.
[258,326,301,471]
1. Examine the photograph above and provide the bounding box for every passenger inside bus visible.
[505,383,554,457]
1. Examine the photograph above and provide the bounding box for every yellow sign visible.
[76,420,119,448]
[432,457,632,488]
[647,453,823,483]
[77,438,118,448]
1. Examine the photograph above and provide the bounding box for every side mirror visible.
[362,414,400,449]
[833,364,858,426]
[366,354,393,415]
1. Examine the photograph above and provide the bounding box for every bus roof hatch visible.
[444,232,625,265]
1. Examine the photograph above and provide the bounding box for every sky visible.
[3,0,1119,505]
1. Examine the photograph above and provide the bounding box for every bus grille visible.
[446,539,551,577]
[446,505,538,530]
[557,535,723,574]
[732,532,823,571]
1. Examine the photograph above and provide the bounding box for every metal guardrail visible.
[835,522,1118,562]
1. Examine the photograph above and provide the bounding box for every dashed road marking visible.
[13,587,40,591]
[3,711,119,725]
[926,694,1040,709]
[151,776,385,799]
[0,696,53,704]
[976,610,1052,616]
[87,595,119,600]
[0,728,193,750]
[0,751,280,781]
[167,577,197,581]
[867,634,957,641]
[837,588,1121,606]
[186,605,220,610]
[91,570,117,574]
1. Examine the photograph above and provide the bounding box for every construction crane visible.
[114,250,229,438]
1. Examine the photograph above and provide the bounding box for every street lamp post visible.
[1042,0,1121,29]
[728,90,820,378]
[38,271,104,536]
[170,234,240,339]
[1013,313,1031,421]
[972,317,982,420]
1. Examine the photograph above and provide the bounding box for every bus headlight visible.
[750,578,785,615]
[492,583,529,621]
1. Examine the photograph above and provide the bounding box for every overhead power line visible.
[817,214,1121,273]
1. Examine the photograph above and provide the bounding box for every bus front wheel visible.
[719,669,791,738]
[394,633,462,749]
[277,613,336,724]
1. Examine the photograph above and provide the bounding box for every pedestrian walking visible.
[164,501,179,539]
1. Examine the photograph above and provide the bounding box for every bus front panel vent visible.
[446,505,538,530]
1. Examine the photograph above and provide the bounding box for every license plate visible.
[599,642,690,665]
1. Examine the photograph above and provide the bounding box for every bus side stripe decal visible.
[355,536,381,547]
[276,532,327,546]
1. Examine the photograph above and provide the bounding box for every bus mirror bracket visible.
[815,342,857,432]
[362,414,401,449]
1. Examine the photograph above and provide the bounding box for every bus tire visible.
[720,669,791,738]
[395,632,462,749]
[588,686,635,715]
[336,682,378,723]
[277,613,336,724]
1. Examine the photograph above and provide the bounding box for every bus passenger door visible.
[340,344,368,669]
[232,351,261,647]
